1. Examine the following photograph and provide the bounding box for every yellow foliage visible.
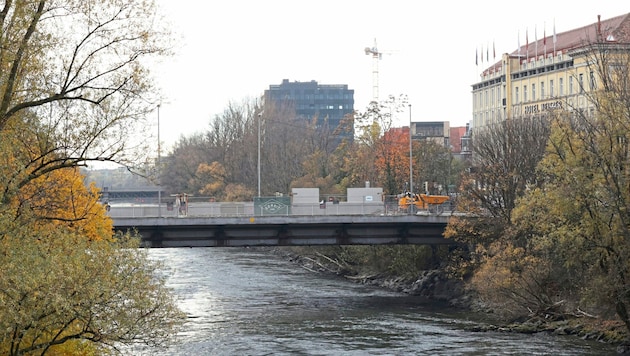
[0,123,112,241]
[13,167,113,241]
[471,241,552,319]
[0,230,184,355]
[196,161,226,197]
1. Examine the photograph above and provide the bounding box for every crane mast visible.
[364,38,382,104]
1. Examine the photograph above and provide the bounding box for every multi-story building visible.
[409,121,471,160]
[472,13,630,129]
[412,121,450,147]
[264,79,354,143]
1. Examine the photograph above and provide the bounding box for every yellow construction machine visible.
[398,192,449,214]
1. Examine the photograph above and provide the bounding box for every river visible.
[134,248,618,355]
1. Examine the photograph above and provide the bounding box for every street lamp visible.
[409,104,413,195]
[157,104,162,217]
[257,113,261,197]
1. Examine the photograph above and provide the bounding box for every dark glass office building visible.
[264,79,354,144]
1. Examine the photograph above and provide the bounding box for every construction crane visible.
[364,39,397,104]
[364,39,382,104]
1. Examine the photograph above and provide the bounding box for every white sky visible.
[151,0,629,150]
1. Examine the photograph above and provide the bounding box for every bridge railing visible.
[106,200,446,218]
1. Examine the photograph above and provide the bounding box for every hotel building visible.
[472,13,630,130]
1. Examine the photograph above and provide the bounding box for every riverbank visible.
[271,246,630,354]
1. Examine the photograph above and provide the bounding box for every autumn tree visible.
[0,0,170,191]
[0,126,185,354]
[499,47,630,327]
[414,139,456,195]
[445,116,551,246]
[163,96,356,199]
[160,99,258,197]
[0,1,185,353]
[443,116,551,305]
[260,100,313,195]
[211,99,260,193]
[161,133,215,195]
[346,95,409,194]
[374,126,410,194]
[0,225,184,356]
[290,111,355,194]
[452,44,630,329]
[338,118,382,190]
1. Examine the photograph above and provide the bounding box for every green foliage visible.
[327,245,444,279]
[414,140,455,194]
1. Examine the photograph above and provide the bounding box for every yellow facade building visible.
[472,13,630,129]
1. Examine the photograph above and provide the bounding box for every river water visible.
[136,248,618,355]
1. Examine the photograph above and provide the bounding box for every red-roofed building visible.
[472,13,630,130]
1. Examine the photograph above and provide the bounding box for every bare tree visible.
[0,0,171,197]
[465,117,550,222]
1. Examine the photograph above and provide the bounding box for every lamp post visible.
[409,104,413,195]
[157,104,162,218]
[257,113,261,197]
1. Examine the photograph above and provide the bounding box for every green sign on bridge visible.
[254,197,291,216]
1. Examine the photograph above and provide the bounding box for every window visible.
[515,87,520,104]
[532,83,536,101]
[550,79,554,97]
[569,77,573,95]
[559,78,564,96]
[540,81,545,98]
[579,73,584,93]
[590,71,596,90]
[524,85,528,102]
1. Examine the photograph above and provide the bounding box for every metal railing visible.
[106,199,453,218]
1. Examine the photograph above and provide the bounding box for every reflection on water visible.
[134,248,617,355]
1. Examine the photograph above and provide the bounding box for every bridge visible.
[110,201,455,247]
[113,215,451,247]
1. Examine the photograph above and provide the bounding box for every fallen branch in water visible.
[314,251,348,271]
[301,256,337,273]
[575,308,598,318]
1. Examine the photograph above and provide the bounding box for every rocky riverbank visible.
[272,247,630,354]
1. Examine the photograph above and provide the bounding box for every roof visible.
[511,12,630,58]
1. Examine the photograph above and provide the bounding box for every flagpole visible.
[493,40,496,75]
[526,27,529,64]
[535,25,538,60]
[518,29,521,68]
[475,46,478,82]
[553,19,557,64]
[544,22,547,61]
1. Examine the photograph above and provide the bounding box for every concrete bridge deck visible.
[112,214,452,248]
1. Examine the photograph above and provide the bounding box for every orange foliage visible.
[374,127,411,192]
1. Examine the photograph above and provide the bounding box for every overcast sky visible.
[151,0,629,150]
